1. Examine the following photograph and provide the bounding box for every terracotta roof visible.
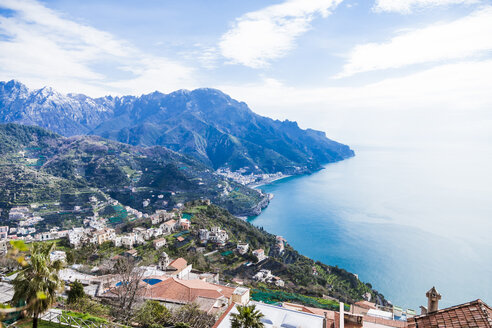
[363,315,407,327]
[164,219,177,226]
[194,297,221,314]
[169,257,188,271]
[146,277,235,305]
[407,299,492,328]
[355,300,377,310]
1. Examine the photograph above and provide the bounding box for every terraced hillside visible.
[0,124,267,217]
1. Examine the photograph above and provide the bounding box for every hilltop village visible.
[2,198,490,328]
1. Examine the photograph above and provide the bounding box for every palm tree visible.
[12,242,64,328]
[230,304,265,328]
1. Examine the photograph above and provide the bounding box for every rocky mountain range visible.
[0,80,354,175]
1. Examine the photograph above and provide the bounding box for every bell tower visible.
[426,287,441,313]
[158,252,170,270]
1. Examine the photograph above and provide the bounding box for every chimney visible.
[339,302,344,328]
[426,287,441,313]
[419,305,428,315]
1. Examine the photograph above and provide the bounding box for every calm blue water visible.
[249,146,492,310]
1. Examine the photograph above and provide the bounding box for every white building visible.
[133,227,147,235]
[135,234,145,245]
[161,219,177,234]
[253,269,285,287]
[113,236,122,247]
[150,214,161,225]
[276,236,286,254]
[68,227,89,248]
[35,231,56,241]
[214,301,326,328]
[0,226,8,240]
[151,210,175,225]
[9,207,29,220]
[205,227,228,246]
[0,240,8,255]
[90,228,116,245]
[157,252,171,270]
[153,227,164,237]
[179,218,191,230]
[153,238,167,249]
[199,229,210,243]
[50,251,67,262]
[236,242,249,255]
[252,249,268,262]
[121,233,136,249]
[88,218,105,230]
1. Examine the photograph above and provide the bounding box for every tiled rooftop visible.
[168,257,188,271]
[145,277,236,312]
[407,299,492,328]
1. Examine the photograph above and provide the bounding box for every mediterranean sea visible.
[249,145,492,310]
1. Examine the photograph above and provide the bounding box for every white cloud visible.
[0,0,195,96]
[337,6,492,77]
[374,0,480,14]
[219,60,492,147]
[219,0,343,68]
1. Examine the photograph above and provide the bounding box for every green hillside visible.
[0,123,267,217]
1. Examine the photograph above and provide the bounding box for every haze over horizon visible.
[0,0,491,148]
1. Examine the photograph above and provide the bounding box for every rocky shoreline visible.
[246,192,272,216]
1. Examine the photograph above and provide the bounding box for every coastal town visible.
[1,199,490,328]
[216,168,289,188]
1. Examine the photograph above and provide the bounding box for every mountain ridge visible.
[0,123,267,216]
[0,80,354,175]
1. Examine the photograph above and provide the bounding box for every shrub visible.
[67,280,85,304]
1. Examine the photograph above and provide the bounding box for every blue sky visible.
[0,0,491,146]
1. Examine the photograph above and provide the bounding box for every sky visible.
[0,0,491,148]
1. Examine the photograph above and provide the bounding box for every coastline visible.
[244,162,389,306]
[247,174,292,189]
[245,158,353,217]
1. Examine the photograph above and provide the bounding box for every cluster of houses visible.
[253,269,285,287]
[216,167,285,186]
[2,204,99,241]
[35,228,69,241]
[1,196,153,242]
[2,204,491,327]
[215,287,492,328]
[3,206,45,237]
[7,206,31,220]
[1,202,193,252]
[99,255,248,315]
[199,226,229,246]
[67,210,191,249]
[2,253,489,328]
[0,224,70,242]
